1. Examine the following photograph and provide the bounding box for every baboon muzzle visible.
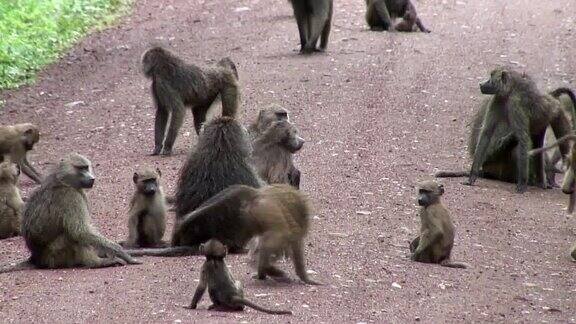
[83,178,95,189]
[480,81,496,95]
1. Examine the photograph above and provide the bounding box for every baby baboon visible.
[122,167,167,248]
[252,120,304,189]
[0,153,140,273]
[289,0,333,54]
[185,239,292,315]
[0,162,24,239]
[463,68,576,193]
[410,181,468,269]
[247,104,290,141]
[172,116,263,247]
[141,47,240,155]
[0,123,42,184]
[365,0,431,33]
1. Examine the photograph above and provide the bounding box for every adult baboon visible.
[289,0,333,54]
[141,47,240,155]
[252,120,304,189]
[0,162,23,239]
[365,0,430,33]
[456,68,575,193]
[172,116,262,247]
[0,123,42,184]
[437,86,576,189]
[410,181,468,268]
[185,239,292,314]
[247,104,290,141]
[121,168,167,248]
[0,153,140,273]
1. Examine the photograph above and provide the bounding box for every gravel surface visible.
[0,0,575,323]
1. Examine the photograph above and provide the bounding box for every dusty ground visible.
[0,0,575,322]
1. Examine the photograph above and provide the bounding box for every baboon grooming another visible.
[121,168,167,248]
[252,120,304,189]
[0,153,140,273]
[462,68,575,193]
[141,47,240,155]
[289,0,333,54]
[0,123,42,184]
[410,181,468,269]
[365,0,431,33]
[0,162,24,239]
[185,239,292,315]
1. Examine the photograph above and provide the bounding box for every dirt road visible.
[0,0,575,322]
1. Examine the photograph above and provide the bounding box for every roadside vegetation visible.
[0,0,132,90]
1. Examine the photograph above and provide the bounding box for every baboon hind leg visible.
[531,132,548,189]
[192,105,210,135]
[153,107,169,155]
[162,108,186,156]
[319,1,333,51]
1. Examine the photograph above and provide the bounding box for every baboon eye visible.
[76,165,89,172]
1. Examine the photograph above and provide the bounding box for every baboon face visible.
[273,121,304,153]
[417,181,444,206]
[480,68,510,95]
[141,47,169,76]
[16,124,39,151]
[257,106,289,132]
[201,239,227,257]
[58,153,95,189]
[0,162,20,184]
[133,168,161,197]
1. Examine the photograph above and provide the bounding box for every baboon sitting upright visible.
[410,181,468,268]
[461,68,575,193]
[365,0,431,33]
[289,0,333,54]
[0,153,140,273]
[0,123,43,184]
[0,161,23,239]
[252,120,304,189]
[122,167,167,248]
[141,47,240,155]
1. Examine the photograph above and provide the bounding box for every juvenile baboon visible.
[365,0,431,33]
[252,120,304,189]
[172,116,263,247]
[141,47,240,155]
[185,239,292,315]
[410,181,468,268]
[436,86,576,189]
[121,167,167,248]
[460,68,575,193]
[0,162,23,239]
[0,123,42,184]
[0,153,140,273]
[247,104,290,141]
[289,0,333,54]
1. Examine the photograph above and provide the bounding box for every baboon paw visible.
[461,181,473,186]
[516,186,527,194]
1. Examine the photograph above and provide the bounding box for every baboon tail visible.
[0,259,34,274]
[551,87,576,129]
[125,246,199,257]
[440,260,469,269]
[234,297,292,315]
[415,18,430,33]
[435,171,469,178]
[529,135,576,156]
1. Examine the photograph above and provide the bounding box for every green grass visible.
[0,0,132,90]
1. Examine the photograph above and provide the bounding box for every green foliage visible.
[0,0,132,89]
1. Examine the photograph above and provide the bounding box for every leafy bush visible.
[0,0,131,89]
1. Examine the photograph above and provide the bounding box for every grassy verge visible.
[0,0,132,90]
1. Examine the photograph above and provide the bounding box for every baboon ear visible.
[156,168,161,178]
[501,71,508,84]
[133,172,139,184]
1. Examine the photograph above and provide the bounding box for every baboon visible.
[172,116,263,248]
[0,162,23,239]
[436,86,576,189]
[571,242,576,260]
[185,239,292,315]
[121,167,167,248]
[289,0,333,54]
[0,123,42,184]
[247,104,290,141]
[443,68,575,193]
[252,120,304,189]
[365,0,431,33]
[0,153,140,273]
[410,181,468,268]
[141,47,240,155]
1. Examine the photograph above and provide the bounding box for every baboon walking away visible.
[289,0,333,54]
